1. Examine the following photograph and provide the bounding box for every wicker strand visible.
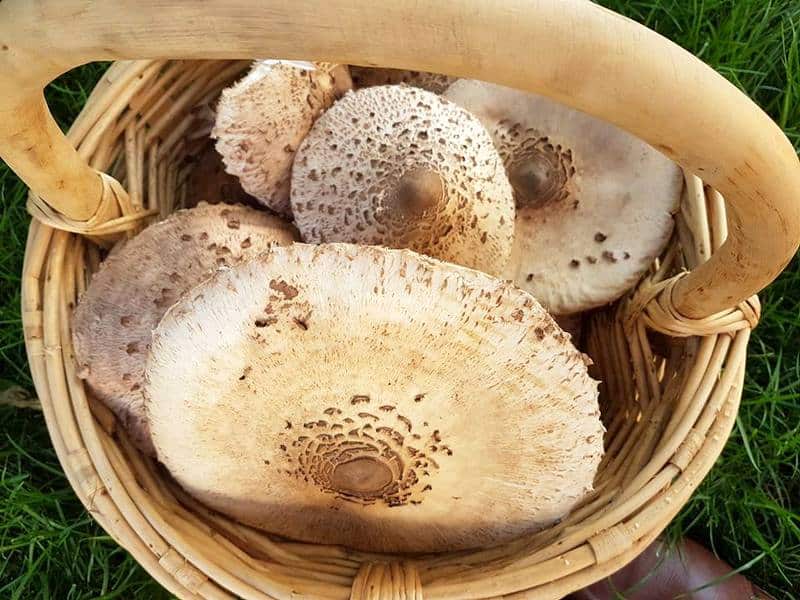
[351,563,423,600]
[636,272,760,337]
[27,171,157,240]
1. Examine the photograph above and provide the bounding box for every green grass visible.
[1,1,799,598]
[0,64,169,599]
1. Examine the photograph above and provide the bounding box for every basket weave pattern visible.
[22,60,760,599]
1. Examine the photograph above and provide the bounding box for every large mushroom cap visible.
[146,243,603,553]
[349,66,456,94]
[290,86,515,275]
[72,204,298,454]
[213,60,352,217]
[445,80,683,314]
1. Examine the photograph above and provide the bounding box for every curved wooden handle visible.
[1,0,798,319]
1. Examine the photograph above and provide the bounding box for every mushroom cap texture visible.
[444,80,683,315]
[212,60,352,217]
[72,203,298,454]
[290,86,516,275]
[146,243,604,553]
[349,66,456,94]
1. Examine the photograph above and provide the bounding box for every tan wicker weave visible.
[2,1,799,598]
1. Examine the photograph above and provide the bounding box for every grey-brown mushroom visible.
[146,243,604,553]
[290,86,515,275]
[72,203,298,453]
[445,79,683,315]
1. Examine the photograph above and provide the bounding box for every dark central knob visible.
[509,153,570,209]
[331,457,394,495]
[392,168,444,217]
[509,159,552,202]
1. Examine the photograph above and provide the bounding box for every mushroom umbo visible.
[146,243,604,553]
[349,66,456,94]
[290,86,516,275]
[445,80,683,315]
[72,203,298,454]
[212,60,352,217]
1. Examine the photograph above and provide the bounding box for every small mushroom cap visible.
[213,60,352,217]
[445,80,683,314]
[349,66,456,94]
[290,86,515,275]
[146,243,603,553]
[72,204,298,454]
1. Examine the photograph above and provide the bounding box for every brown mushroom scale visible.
[333,458,393,495]
[281,398,446,507]
[389,167,444,217]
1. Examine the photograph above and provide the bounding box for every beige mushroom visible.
[445,80,683,315]
[213,60,352,217]
[146,243,603,553]
[72,203,298,454]
[290,86,515,275]
[349,66,456,94]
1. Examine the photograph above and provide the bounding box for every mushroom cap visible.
[290,86,515,275]
[212,60,352,217]
[72,203,298,454]
[444,80,683,314]
[349,66,456,94]
[146,243,603,553]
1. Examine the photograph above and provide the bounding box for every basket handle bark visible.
[1,0,798,319]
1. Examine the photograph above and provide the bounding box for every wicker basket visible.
[2,1,799,598]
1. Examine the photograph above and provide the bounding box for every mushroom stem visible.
[390,168,445,219]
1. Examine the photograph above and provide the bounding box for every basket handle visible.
[1,0,798,319]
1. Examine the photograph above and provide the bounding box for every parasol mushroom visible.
[213,60,352,217]
[72,203,298,454]
[445,79,683,315]
[146,243,604,553]
[290,86,515,275]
